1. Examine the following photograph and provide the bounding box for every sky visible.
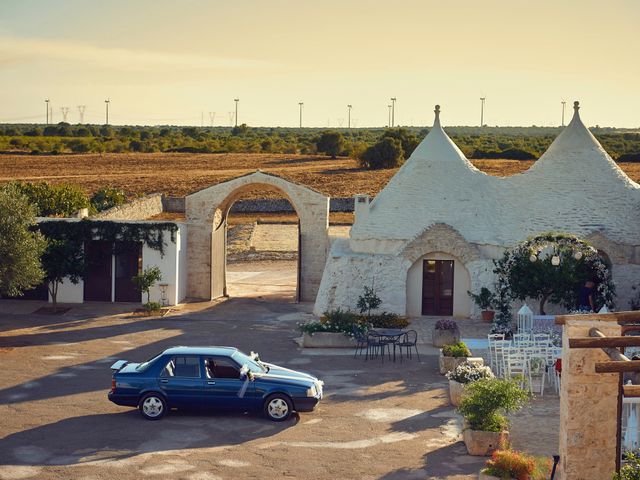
[0,0,638,127]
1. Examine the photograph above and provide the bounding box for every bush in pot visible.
[446,362,494,406]
[468,287,497,322]
[613,449,640,480]
[457,377,531,456]
[432,318,460,347]
[439,341,471,375]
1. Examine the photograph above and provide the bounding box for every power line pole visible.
[480,97,486,126]
[347,104,352,129]
[234,98,239,127]
[390,97,396,127]
[298,102,303,128]
[60,107,69,122]
[209,112,216,126]
[77,105,86,123]
[387,104,392,127]
[45,99,50,124]
[561,100,566,126]
[105,99,110,125]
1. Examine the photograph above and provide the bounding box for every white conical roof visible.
[350,101,640,251]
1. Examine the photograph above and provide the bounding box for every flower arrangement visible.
[529,357,546,376]
[447,362,494,384]
[442,341,471,358]
[435,319,459,332]
[298,308,367,338]
[482,447,551,480]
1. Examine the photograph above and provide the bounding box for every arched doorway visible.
[185,171,329,302]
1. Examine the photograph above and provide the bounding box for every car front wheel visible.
[263,393,293,422]
[139,393,167,420]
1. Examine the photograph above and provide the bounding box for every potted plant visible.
[433,319,460,347]
[479,447,552,479]
[299,308,363,348]
[446,362,494,406]
[468,287,497,322]
[439,341,471,375]
[614,450,640,480]
[457,377,531,456]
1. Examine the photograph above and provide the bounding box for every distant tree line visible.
[1,122,639,169]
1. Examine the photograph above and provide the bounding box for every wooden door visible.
[84,241,112,302]
[422,260,454,316]
[114,242,142,302]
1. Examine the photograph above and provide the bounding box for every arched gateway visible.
[185,171,329,302]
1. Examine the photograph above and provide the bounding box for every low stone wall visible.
[93,193,163,220]
[163,196,354,214]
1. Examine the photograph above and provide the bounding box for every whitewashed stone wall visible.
[185,171,329,302]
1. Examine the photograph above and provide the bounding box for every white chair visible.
[488,334,505,371]
[493,340,511,377]
[529,355,547,395]
[513,333,531,345]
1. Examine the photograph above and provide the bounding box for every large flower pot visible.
[481,310,495,323]
[302,332,356,348]
[463,429,509,456]
[439,355,468,375]
[432,328,460,347]
[449,379,465,406]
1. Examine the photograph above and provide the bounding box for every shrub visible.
[359,137,404,170]
[10,181,89,217]
[614,449,640,480]
[90,187,127,212]
[132,266,162,304]
[483,448,551,480]
[143,301,162,312]
[458,378,531,432]
[468,287,496,310]
[446,362,494,384]
[367,312,409,329]
[435,318,459,332]
[357,285,382,317]
[442,341,471,358]
[298,308,366,337]
[316,131,345,159]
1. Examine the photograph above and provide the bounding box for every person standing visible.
[578,280,596,312]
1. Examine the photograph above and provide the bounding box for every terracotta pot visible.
[481,310,495,323]
[463,429,509,456]
[432,328,460,347]
[449,379,465,406]
[439,355,468,375]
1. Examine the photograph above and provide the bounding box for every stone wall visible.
[164,195,353,214]
[93,193,163,220]
[557,313,623,480]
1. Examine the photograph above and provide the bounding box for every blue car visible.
[108,346,323,421]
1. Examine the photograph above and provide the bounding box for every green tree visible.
[90,187,127,212]
[316,131,345,159]
[11,181,89,217]
[382,128,419,158]
[359,137,404,169]
[493,233,616,314]
[41,239,85,312]
[0,184,46,297]
[132,266,163,304]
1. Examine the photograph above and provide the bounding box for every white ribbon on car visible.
[238,365,251,398]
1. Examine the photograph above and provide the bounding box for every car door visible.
[158,355,206,408]
[201,356,256,410]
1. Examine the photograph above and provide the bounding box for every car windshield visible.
[232,351,267,373]
[135,352,164,372]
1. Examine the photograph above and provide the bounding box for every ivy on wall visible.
[35,219,178,256]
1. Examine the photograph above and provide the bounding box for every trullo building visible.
[313,102,640,317]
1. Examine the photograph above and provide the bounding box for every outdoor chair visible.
[395,330,420,363]
[353,328,369,359]
[365,331,391,363]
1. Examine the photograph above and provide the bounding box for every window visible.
[162,356,200,378]
[204,357,240,379]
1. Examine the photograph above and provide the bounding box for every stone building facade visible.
[313,103,640,317]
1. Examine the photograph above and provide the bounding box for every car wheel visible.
[263,393,293,422]
[139,393,167,420]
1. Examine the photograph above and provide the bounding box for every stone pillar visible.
[299,198,329,302]
[186,222,213,300]
[558,315,622,479]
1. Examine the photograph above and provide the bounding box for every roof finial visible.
[434,105,441,126]
[573,101,580,112]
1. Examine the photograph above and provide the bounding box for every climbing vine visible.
[493,232,616,316]
[35,219,178,256]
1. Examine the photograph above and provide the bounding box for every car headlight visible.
[306,385,318,397]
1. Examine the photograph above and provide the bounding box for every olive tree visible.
[41,239,85,313]
[0,184,46,297]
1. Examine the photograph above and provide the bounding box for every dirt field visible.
[2,152,638,199]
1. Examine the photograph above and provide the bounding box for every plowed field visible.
[0,153,638,198]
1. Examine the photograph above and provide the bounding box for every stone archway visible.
[185,171,329,302]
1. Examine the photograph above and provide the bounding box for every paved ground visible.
[0,262,559,480]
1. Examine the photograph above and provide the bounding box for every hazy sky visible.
[1,0,638,127]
